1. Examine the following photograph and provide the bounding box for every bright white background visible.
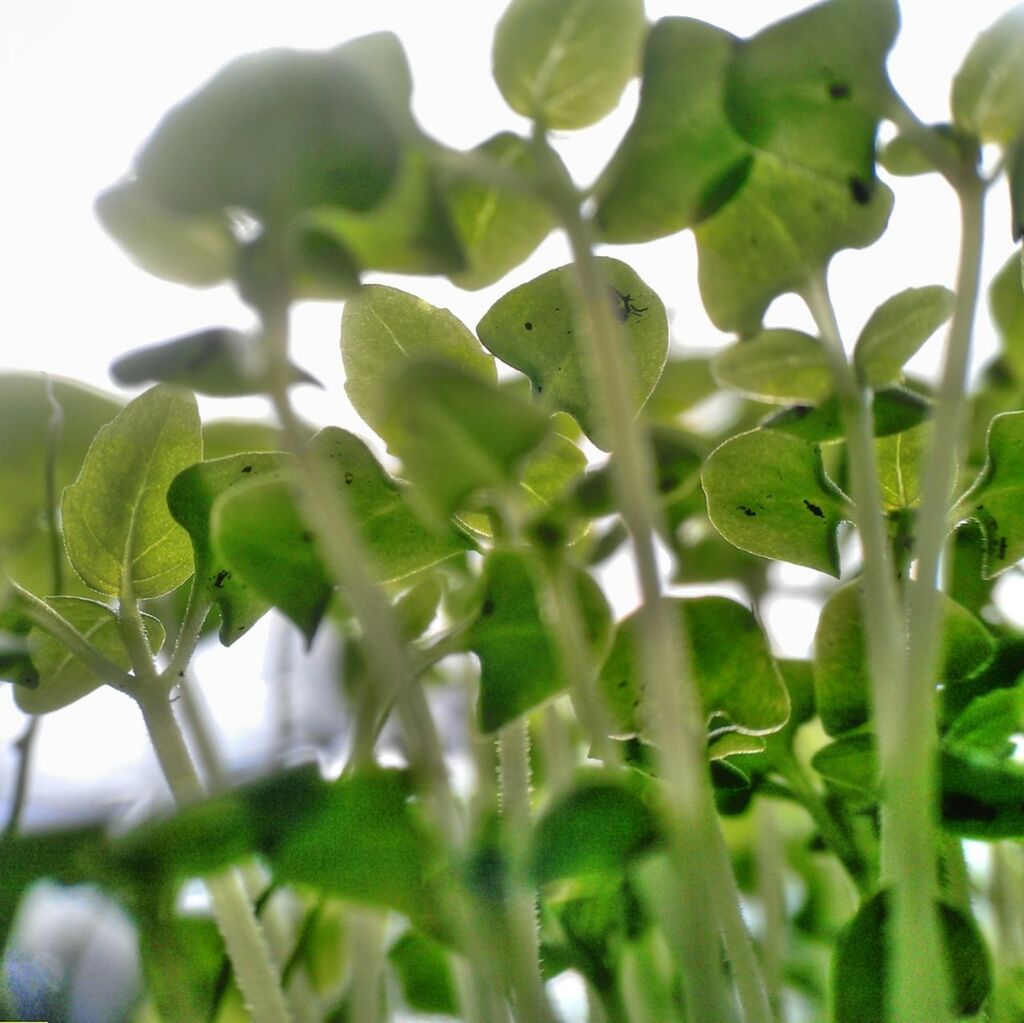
[1,0,1021,838]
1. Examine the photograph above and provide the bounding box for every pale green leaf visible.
[62,386,201,599]
[874,423,930,512]
[990,250,1024,384]
[712,329,831,404]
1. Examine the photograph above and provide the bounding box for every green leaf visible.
[952,4,1024,145]
[531,777,660,885]
[492,0,645,130]
[167,453,284,646]
[445,133,555,290]
[711,329,832,404]
[389,930,458,1017]
[874,423,930,512]
[597,596,790,740]
[111,328,316,397]
[341,284,496,446]
[383,360,552,519]
[202,420,286,460]
[990,250,1024,384]
[853,286,954,387]
[811,731,877,799]
[763,385,930,443]
[95,179,235,287]
[955,411,1024,577]
[476,258,669,449]
[701,427,849,576]
[694,156,894,335]
[133,36,406,220]
[833,891,991,1023]
[467,550,611,733]
[595,18,753,243]
[724,0,899,186]
[879,124,977,178]
[0,373,121,596]
[17,597,164,713]
[1008,136,1024,242]
[62,385,201,599]
[211,429,469,642]
[814,582,995,736]
[643,356,718,421]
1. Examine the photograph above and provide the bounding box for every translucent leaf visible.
[833,891,991,1023]
[701,427,849,576]
[695,156,894,334]
[167,453,285,646]
[531,777,660,885]
[133,35,406,220]
[202,420,286,460]
[874,423,930,512]
[952,4,1024,145]
[712,329,832,404]
[111,328,316,397]
[389,930,458,1017]
[211,429,469,643]
[814,582,995,736]
[17,597,164,713]
[990,250,1024,384]
[1008,136,1024,242]
[62,386,201,599]
[598,596,790,740]
[955,411,1024,577]
[853,286,954,387]
[476,258,669,449]
[879,124,977,178]
[643,356,718,421]
[341,285,496,446]
[95,179,235,287]
[492,0,645,130]
[0,373,120,596]
[382,360,551,520]
[724,0,899,185]
[445,133,555,290]
[595,18,753,243]
[467,550,611,733]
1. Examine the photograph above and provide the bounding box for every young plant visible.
[4,1,1024,1021]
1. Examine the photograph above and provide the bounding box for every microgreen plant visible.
[4,1,1024,1021]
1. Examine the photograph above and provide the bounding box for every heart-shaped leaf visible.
[712,329,832,404]
[62,386,201,599]
[701,427,849,576]
[476,258,669,449]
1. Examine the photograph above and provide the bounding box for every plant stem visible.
[162,584,211,684]
[3,716,40,839]
[533,131,770,1023]
[43,374,65,596]
[138,691,294,1023]
[755,800,786,1018]
[349,908,387,1023]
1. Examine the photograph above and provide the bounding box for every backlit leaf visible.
[476,258,669,449]
[492,0,645,130]
[854,286,954,387]
[990,250,1024,384]
[701,427,849,576]
[874,423,930,512]
[18,596,164,713]
[712,329,831,404]
[598,596,790,740]
[62,386,201,598]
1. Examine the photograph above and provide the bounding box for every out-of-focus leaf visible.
[763,386,930,443]
[389,930,458,1017]
[990,250,1024,384]
[712,329,831,404]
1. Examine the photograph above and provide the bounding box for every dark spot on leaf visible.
[524,322,533,330]
[301,530,314,543]
[739,505,756,517]
[344,471,355,485]
[178,670,185,678]
[942,791,998,823]
[532,520,562,548]
[213,569,231,589]
[849,177,871,205]
[241,464,253,473]
[537,385,543,394]
[481,598,495,617]
[617,679,627,689]
[828,82,851,100]
[1000,536,1008,560]
[803,499,825,518]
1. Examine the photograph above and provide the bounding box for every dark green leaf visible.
[492,0,645,130]
[167,453,285,645]
[467,550,611,733]
[531,777,660,885]
[955,411,1024,577]
[62,385,201,598]
[133,36,406,220]
[952,5,1024,145]
[814,582,995,736]
[595,18,753,243]
[990,250,1024,383]
[383,360,552,519]
[833,891,991,1022]
[389,930,458,1017]
[712,329,832,404]
[598,596,790,739]
[341,284,496,447]
[477,258,669,449]
[446,133,555,290]
[17,597,164,713]
[701,427,849,576]
[853,286,954,387]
